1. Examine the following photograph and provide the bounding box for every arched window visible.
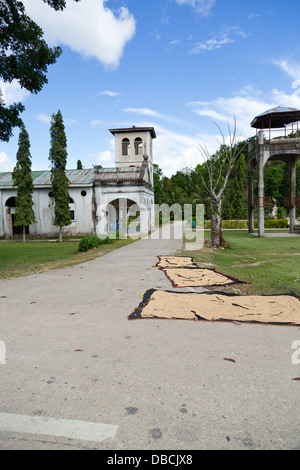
[69,197,75,221]
[5,197,16,208]
[122,138,130,156]
[134,137,143,156]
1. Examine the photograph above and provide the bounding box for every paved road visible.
[0,223,300,450]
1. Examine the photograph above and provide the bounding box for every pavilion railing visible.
[283,196,300,207]
[248,197,272,208]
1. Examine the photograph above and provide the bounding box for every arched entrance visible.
[106,198,141,236]
[5,197,29,236]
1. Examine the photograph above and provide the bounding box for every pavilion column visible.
[257,131,265,237]
[248,158,255,233]
[289,157,297,232]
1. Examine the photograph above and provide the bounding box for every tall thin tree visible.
[12,126,36,242]
[76,159,83,169]
[198,118,246,248]
[49,110,71,241]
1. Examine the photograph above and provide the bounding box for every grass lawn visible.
[0,238,135,280]
[183,230,300,296]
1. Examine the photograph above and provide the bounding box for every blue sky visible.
[1,0,300,176]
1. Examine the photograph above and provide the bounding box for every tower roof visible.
[251,106,300,129]
[109,125,156,138]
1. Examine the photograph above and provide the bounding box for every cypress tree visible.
[49,110,71,241]
[12,126,36,242]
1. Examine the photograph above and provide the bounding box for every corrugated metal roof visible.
[0,169,95,187]
[33,169,95,185]
[258,106,299,116]
[0,171,46,186]
[0,167,142,187]
[0,172,13,186]
[251,106,300,129]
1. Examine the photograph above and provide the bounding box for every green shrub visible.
[264,218,288,228]
[100,236,114,244]
[78,234,116,252]
[222,220,248,229]
[78,235,102,252]
[204,219,288,230]
[276,206,286,219]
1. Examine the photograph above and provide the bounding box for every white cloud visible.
[124,108,162,118]
[98,90,121,97]
[87,137,115,167]
[168,39,181,48]
[273,59,300,82]
[36,113,78,126]
[86,150,114,167]
[190,25,248,54]
[36,113,51,125]
[123,107,185,126]
[0,152,14,172]
[188,87,273,137]
[89,119,103,127]
[248,13,260,20]
[107,119,222,176]
[175,0,215,16]
[95,150,115,166]
[153,126,231,177]
[0,79,30,106]
[64,118,79,126]
[188,80,300,139]
[273,60,300,94]
[292,80,300,90]
[152,125,204,177]
[151,30,161,42]
[22,0,136,69]
[191,36,234,53]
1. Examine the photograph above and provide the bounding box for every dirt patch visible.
[233,259,277,267]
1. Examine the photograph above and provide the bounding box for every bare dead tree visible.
[198,118,246,248]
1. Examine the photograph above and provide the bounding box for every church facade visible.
[0,126,156,238]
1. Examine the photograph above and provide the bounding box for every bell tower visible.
[109,125,156,186]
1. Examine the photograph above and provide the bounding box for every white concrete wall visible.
[0,183,154,238]
[68,187,94,236]
[97,184,155,236]
[0,186,95,238]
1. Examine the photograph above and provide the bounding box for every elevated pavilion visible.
[248,106,300,236]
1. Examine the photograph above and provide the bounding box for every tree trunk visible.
[211,214,222,248]
[211,198,225,248]
[22,226,26,243]
[59,226,62,242]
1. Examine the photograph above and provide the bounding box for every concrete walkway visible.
[0,223,299,450]
[250,231,300,237]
